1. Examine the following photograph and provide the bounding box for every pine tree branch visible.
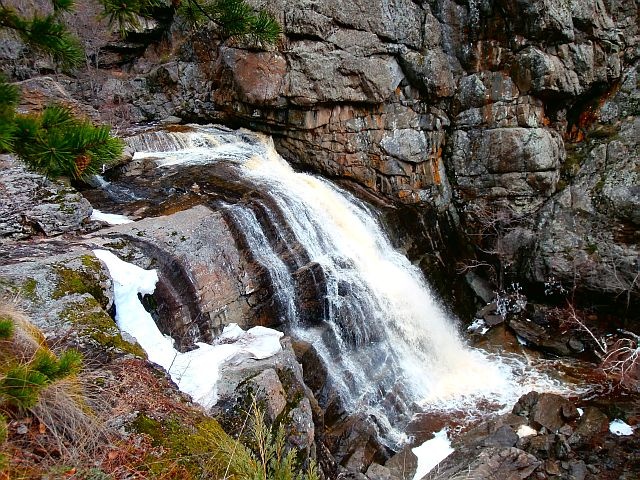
[186,0,220,26]
[0,5,84,69]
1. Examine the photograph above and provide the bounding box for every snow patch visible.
[577,408,584,417]
[91,209,133,225]
[516,425,538,438]
[93,249,283,408]
[609,419,634,436]
[412,429,454,480]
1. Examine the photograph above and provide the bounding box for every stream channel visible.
[85,124,602,452]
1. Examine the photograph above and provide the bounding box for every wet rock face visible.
[94,205,274,349]
[168,0,636,307]
[3,0,637,305]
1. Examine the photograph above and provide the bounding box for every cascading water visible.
[127,125,572,445]
[222,203,299,325]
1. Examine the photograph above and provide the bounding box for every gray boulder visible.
[0,156,92,240]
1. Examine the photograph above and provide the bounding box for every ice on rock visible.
[93,249,283,408]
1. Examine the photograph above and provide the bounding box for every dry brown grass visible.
[0,301,111,477]
[31,377,107,456]
[107,357,193,418]
[0,303,45,366]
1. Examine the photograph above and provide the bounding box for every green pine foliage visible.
[15,105,124,179]
[0,307,85,413]
[0,306,96,477]
[175,0,205,26]
[0,347,83,411]
[98,0,281,46]
[30,351,61,380]
[180,0,282,45]
[0,317,13,340]
[0,79,19,153]
[0,364,48,410]
[247,10,282,45]
[41,349,83,380]
[0,77,124,180]
[0,4,84,69]
[0,80,20,113]
[23,15,84,68]
[209,0,255,38]
[51,0,76,13]
[100,0,166,35]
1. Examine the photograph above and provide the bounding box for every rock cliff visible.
[5,0,632,312]
[1,1,639,477]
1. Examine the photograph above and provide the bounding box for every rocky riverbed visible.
[1,128,639,478]
[1,0,638,478]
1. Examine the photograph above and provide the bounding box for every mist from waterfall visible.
[130,125,570,443]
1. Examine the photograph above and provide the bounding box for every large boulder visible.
[429,447,540,480]
[212,338,318,456]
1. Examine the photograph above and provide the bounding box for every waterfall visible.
[222,203,299,325]
[128,125,568,444]
[230,136,513,417]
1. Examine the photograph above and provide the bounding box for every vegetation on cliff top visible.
[0,77,124,180]
[0,0,281,180]
[101,0,282,45]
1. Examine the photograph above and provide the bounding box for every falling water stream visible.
[122,125,576,445]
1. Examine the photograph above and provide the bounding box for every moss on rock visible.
[52,255,110,308]
[129,413,248,479]
[60,297,145,358]
[20,278,38,302]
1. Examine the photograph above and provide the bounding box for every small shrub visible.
[1,363,49,410]
[240,400,319,480]
[54,350,83,379]
[32,349,83,381]
[0,317,13,339]
[1,345,84,411]
[602,334,640,392]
